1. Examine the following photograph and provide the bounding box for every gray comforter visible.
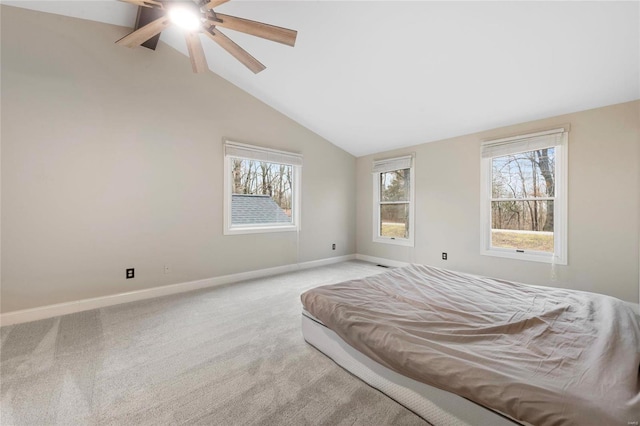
[301,264,640,426]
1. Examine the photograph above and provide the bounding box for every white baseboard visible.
[355,254,410,268]
[0,254,356,326]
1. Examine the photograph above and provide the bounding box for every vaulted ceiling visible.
[6,1,640,156]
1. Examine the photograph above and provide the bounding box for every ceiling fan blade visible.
[185,32,208,73]
[204,27,266,73]
[116,16,171,48]
[119,0,163,8]
[204,0,229,10]
[208,14,297,47]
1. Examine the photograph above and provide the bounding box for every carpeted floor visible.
[1,261,429,425]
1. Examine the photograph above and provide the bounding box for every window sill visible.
[373,236,414,247]
[225,224,298,235]
[480,248,567,265]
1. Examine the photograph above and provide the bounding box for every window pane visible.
[491,200,554,252]
[380,204,409,238]
[492,147,555,199]
[231,159,293,225]
[380,168,410,202]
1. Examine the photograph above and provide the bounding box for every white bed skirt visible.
[301,311,523,426]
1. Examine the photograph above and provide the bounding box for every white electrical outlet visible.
[164,265,171,274]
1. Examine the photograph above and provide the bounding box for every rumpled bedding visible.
[301,264,640,425]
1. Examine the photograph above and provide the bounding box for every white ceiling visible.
[6,1,640,156]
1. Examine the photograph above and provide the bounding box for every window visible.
[480,128,568,264]
[372,155,415,246]
[224,141,302,235]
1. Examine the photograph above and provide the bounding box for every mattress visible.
[301,264,640,425]
[301,311,521,426]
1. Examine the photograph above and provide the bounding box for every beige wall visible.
[2,7,639,313]
[357,101,640,303]
[1,6,356,312]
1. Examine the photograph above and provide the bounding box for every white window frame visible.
[480,128,568,264]
[372,154,415,247]
[223,140,302,235]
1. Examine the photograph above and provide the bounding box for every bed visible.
[300,264,640,426]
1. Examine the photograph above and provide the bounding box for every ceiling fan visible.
[116,0,298,74]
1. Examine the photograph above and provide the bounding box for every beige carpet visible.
[1,261,429,425]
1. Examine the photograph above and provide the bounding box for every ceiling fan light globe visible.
[168,6,201,32]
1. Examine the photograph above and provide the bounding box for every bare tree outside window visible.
[379,168,410,238]
[491,148,555,252]
[231,159,293,224]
